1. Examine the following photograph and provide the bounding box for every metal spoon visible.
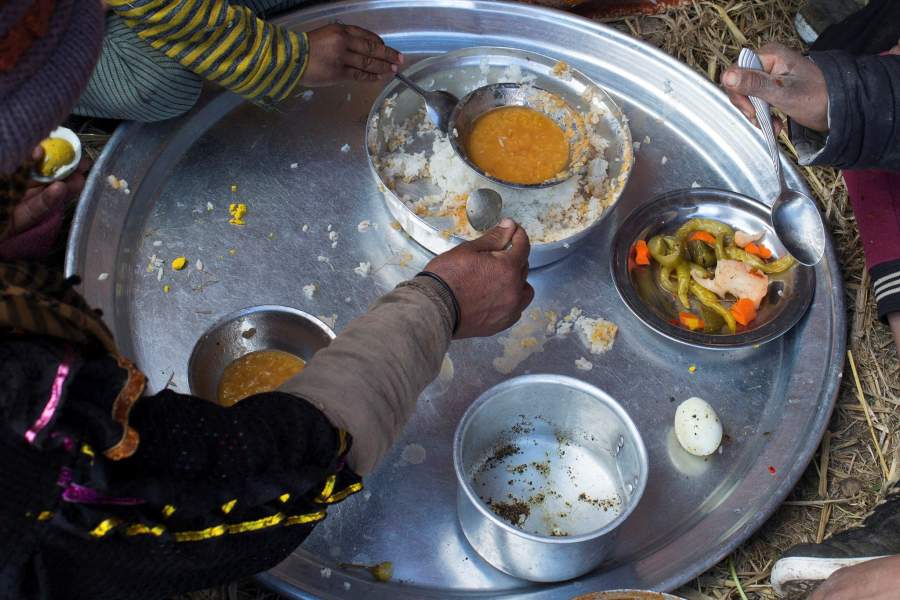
[466,188,503,231]
[394,72,459,134]
[738,48,825,266]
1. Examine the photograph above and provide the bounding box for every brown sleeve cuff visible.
[406,273,458,335]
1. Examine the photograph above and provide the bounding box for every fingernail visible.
[32,146,42,160]
[723,71,739,87]
[499,218,515,229]
[391,64,398,73]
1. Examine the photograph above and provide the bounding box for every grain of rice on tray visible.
[372,66,632,244]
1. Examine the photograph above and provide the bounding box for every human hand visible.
[1,146,88,242]
[301,24,403,87]
[721,43,829,134]
[808,555,900,600]
[424,218,534,339]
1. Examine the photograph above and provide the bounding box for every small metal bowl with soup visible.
[188,305,335,406]
[448,83,591,189]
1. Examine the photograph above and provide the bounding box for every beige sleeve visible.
[279,276,455,475]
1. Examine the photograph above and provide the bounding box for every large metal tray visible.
[66,1,846,598]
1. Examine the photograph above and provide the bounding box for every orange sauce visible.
[465,106,569,185]
[217,349,305,407]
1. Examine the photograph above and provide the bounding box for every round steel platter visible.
[66,1,846,598]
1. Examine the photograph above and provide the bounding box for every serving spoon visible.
[466,188,503,231]
[394,72,458,134]
[738,48,825,266]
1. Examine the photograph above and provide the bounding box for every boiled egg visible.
[674,397,722,457]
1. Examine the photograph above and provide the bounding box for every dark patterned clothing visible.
[0,335,360,600]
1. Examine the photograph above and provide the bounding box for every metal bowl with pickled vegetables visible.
[611,188,816,349]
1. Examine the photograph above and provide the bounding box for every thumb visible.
[468,218,518,252]
[722,67,782,103]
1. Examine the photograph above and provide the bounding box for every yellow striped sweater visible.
[109,0,309,103]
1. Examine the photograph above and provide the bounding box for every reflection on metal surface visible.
[65,1,846,598]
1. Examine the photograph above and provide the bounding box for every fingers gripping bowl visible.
[366,47,633,268]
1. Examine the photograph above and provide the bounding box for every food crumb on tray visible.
[302,283,318,299]
[575,316,618,355]
[357,220,371,232]
[353,262,371,277]
[574,356,593,371]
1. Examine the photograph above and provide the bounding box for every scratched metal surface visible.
[66,1,846,598]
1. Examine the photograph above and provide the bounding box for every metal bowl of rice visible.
[365,47,633,268]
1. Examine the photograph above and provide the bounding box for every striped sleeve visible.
[108,0,309,103]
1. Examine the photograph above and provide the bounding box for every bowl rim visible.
[610,187,816,350]
[187,304,336,396]
[452,373,649,544]
[447,82,584,190]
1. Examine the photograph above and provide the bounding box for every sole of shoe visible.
[771,555,892,596]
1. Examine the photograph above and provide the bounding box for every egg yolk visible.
[38,138,75,177]
[465,106,569,185]
[217,349,305,407]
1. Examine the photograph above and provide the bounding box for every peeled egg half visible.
[674,397,722,457]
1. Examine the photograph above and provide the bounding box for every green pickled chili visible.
[687,239,717,268]
[715,234,727,261]
[698,304,726,333]
[689,262,712,279]
[690,282,737,333]
[675,218,734,243]
[676,262,691,309]
[725,246,796,273]
[648,235,683,267]
[659,265,678,293]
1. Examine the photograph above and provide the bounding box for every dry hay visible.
[175,2,899,599]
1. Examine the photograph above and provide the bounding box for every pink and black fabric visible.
[789,2,900,321]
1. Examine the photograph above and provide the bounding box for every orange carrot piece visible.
[744,242,773,260]
[689,231,717,245]
[678,311,705,331]
[731,298,757,326]
[634,239,651,266]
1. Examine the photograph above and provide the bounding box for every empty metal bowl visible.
[447,83,590,189]
[187,305,335,401]
[453,374,648,582]
[610,188,816,349]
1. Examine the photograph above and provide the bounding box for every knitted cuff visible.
[872,259,900,323]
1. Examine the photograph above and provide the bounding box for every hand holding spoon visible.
[737,48,825,266]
